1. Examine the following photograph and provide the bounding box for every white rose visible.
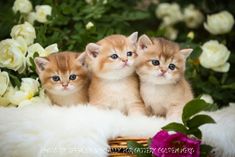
[27,43,58,65]
[5,87,25,106]
[204,11,234,35]
[161,25,178,40]
[199,40,231,72]
[12,0,32,14]
[18,89,51,107]
[229,103,235,106]
[21,78,40,94]
[183,5,204,28]
[211,62,230,72]
[0,96,10,107]
[7,78,40,106]
[187,31,195,40]
[156,3,183,26]
[27,12,37,24]
[10,22,36,45]
[35,5,52,23]
[0,38,27,73]
[200,94,214,104]
[0,71,10,96]
[86,22,94,30]
[85,0,93,4]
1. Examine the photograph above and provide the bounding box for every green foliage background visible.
[0,0,234,107]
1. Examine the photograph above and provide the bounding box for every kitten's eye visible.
[127,51,133,56]
[52,75,60,82]
[152,60,160,66]
[69,74,77,80]
[110,54,119,59]
[168,64,176,70]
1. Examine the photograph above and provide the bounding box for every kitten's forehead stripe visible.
[98,35,130,52]
[153,38,180,60]
[55,54,70,73]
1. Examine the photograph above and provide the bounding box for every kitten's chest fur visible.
[140,79,193,115]
[89,75,141,113]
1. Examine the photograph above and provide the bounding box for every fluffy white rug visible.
[0,103,234,157]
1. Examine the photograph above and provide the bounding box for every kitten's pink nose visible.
[62,83,68,88]
[160,69,167,73]
[121,59,128,63]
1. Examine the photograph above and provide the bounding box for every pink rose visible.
[150,130,201,157]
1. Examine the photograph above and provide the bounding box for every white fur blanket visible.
[0,103,235,157]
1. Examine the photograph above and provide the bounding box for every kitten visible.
[136,35,193,119]
[34,52,89,106]
[85,32,146,116]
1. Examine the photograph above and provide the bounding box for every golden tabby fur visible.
[34,52,89,106]
[136,35,193,119]
[86,32,146,115]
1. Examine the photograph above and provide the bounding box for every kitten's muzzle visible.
[121,59,129,67]
[62,83,69,89]
[160,69,167,74]
[158,69,167,77]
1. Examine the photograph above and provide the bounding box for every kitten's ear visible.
[180,48,193,59]
[85,43,101,59]
[34,57,49,73]
[137,34,153,51]
[128,32,138,45]
[76,52,87,66]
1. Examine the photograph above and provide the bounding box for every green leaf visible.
[186,114,216,129]
[187,128,202,139]
[222,83,235,89]
[162,122,188,134]
[147,138,152,147]
[190,46,202,60]
[182,99,212,124]
[200,144,213,157]
[127,141,152,157]
[9,73,21,88]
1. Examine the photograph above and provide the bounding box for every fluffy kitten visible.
[85,32,146,116]
[136,35,193,118]
[34,52,89,106]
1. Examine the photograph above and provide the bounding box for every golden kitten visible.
[136,35,193,119]
[86,32,146,116]
[34,52,89,106]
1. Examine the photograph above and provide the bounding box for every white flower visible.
[156,3,183,26]
[18,89,51,107]
[35,5,52,23]
[162,25,178,40]
[183,5,204,28]
[211,62,230,72]
[103,0,108,4]
[7,78,40,106]
[21,78,40,94]
[12,0,32,14]
[0,96,10,107]
[204,11,234,35]
[0,38,27,73]
[200,94,214,104]
[27,43,58,65]
[85,0,93,4]
[27,12,37,24]
[10,22,36,45]
[0,71,10,96]
[187,31,195,40]
[199,40,231,72]
[86,22,94,30]
[229,102,235,106]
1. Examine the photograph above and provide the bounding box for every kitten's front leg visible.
[128,101,147,116]
[166,103,184,121]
